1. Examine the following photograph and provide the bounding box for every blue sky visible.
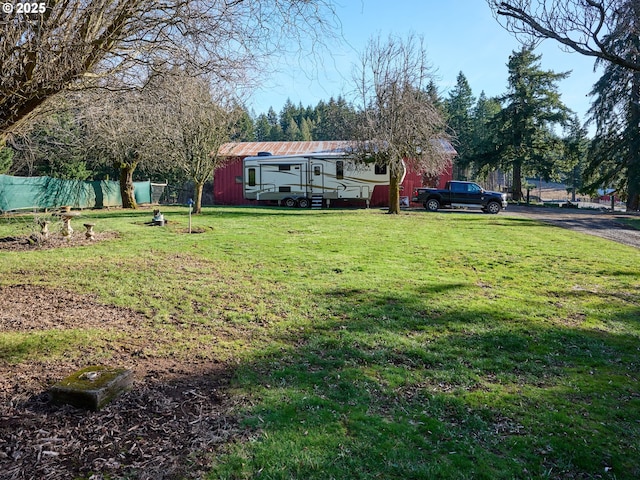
[248,0,601,125]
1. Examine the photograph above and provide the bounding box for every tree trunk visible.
[387,165,402,214]
[511,161,523,202]
[118,163,137,209]
[627,72,640,211]
[193,181,204,214]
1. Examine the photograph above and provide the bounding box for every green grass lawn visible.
[1,206,639,479]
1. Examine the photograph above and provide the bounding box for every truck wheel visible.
[425,198,440,212]
[284,197,297,208]
[297,197,310,208]
[486,201,501,214]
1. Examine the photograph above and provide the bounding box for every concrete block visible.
[50,365,133,411]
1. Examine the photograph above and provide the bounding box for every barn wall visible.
[213,158,250,205]
[369,168,424,207]
[438,163,454,188]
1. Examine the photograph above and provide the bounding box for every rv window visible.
[279,164,291,171]
[248,168,256,186]
[375,164,387,175]
[279,186,291,192]
[314,166,321,176]
[336,161,344,180]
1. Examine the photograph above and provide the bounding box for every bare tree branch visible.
[352,34,452,214]
[488,0,640,71]
[78,86,169,208]
[149,70,242,213]
[1,0,340,139]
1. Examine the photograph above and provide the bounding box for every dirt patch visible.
[505,205,640,249]
[0,231,120,252]
[0,285,244,480]
[0,285,141,332]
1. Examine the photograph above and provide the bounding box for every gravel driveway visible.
[505,205,640,249]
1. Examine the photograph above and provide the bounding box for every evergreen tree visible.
[425,80,445,114]
[300,117,314,141]
[231,108,256,142]
[284,117,303,141]
[562,115,589,201]
[469,91,502,178]
[268,123,285,141]
[254,114,272,141]
[445,72,475,179]
[266,108,279,129]
[491,47,571,201]
[313,96,357,140]
[279,99,298,135]
[586,0,640,210]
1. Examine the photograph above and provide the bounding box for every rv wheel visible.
[283,197,297,208]
[297,197,310,208]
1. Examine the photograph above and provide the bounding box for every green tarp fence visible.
[0,175,152,212]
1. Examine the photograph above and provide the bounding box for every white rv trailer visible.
[242,152,405,208]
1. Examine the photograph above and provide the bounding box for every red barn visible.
[214,141,454,207]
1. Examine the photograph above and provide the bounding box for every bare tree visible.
[153,72,241,213]
[0,0,340,140]
[488,0,640,71]
[353,34,452,214]
[82,89,166,208]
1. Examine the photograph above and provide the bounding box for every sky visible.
[247,0,601,126]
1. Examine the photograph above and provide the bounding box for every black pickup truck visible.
[412,181,508,214]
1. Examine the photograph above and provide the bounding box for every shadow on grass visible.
[214,283,640,480]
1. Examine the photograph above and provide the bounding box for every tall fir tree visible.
[300,117,314,141]
[492,47,571,201]
[445,72,475,179]
[253,114,272,142]
[313,96,357,140]
[284,117,303,141]
[279,99,297,135]
[562,115,589,201]
[586,0,640,210]
[231,108,255,142]
[425,80,445,114]
[469,91,502,177]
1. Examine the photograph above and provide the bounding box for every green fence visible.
[0,175,152,212]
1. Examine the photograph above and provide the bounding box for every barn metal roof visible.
[219,141,353,157]
[218,140,457,158]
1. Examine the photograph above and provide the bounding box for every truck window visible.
[451,182,465,192]
[336,161,344,180]
[248,168,256,186]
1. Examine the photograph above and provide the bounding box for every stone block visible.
[50,365,133,411]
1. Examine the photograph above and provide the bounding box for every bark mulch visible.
[0,285,245,480]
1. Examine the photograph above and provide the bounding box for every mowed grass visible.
[1,206,639,479]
